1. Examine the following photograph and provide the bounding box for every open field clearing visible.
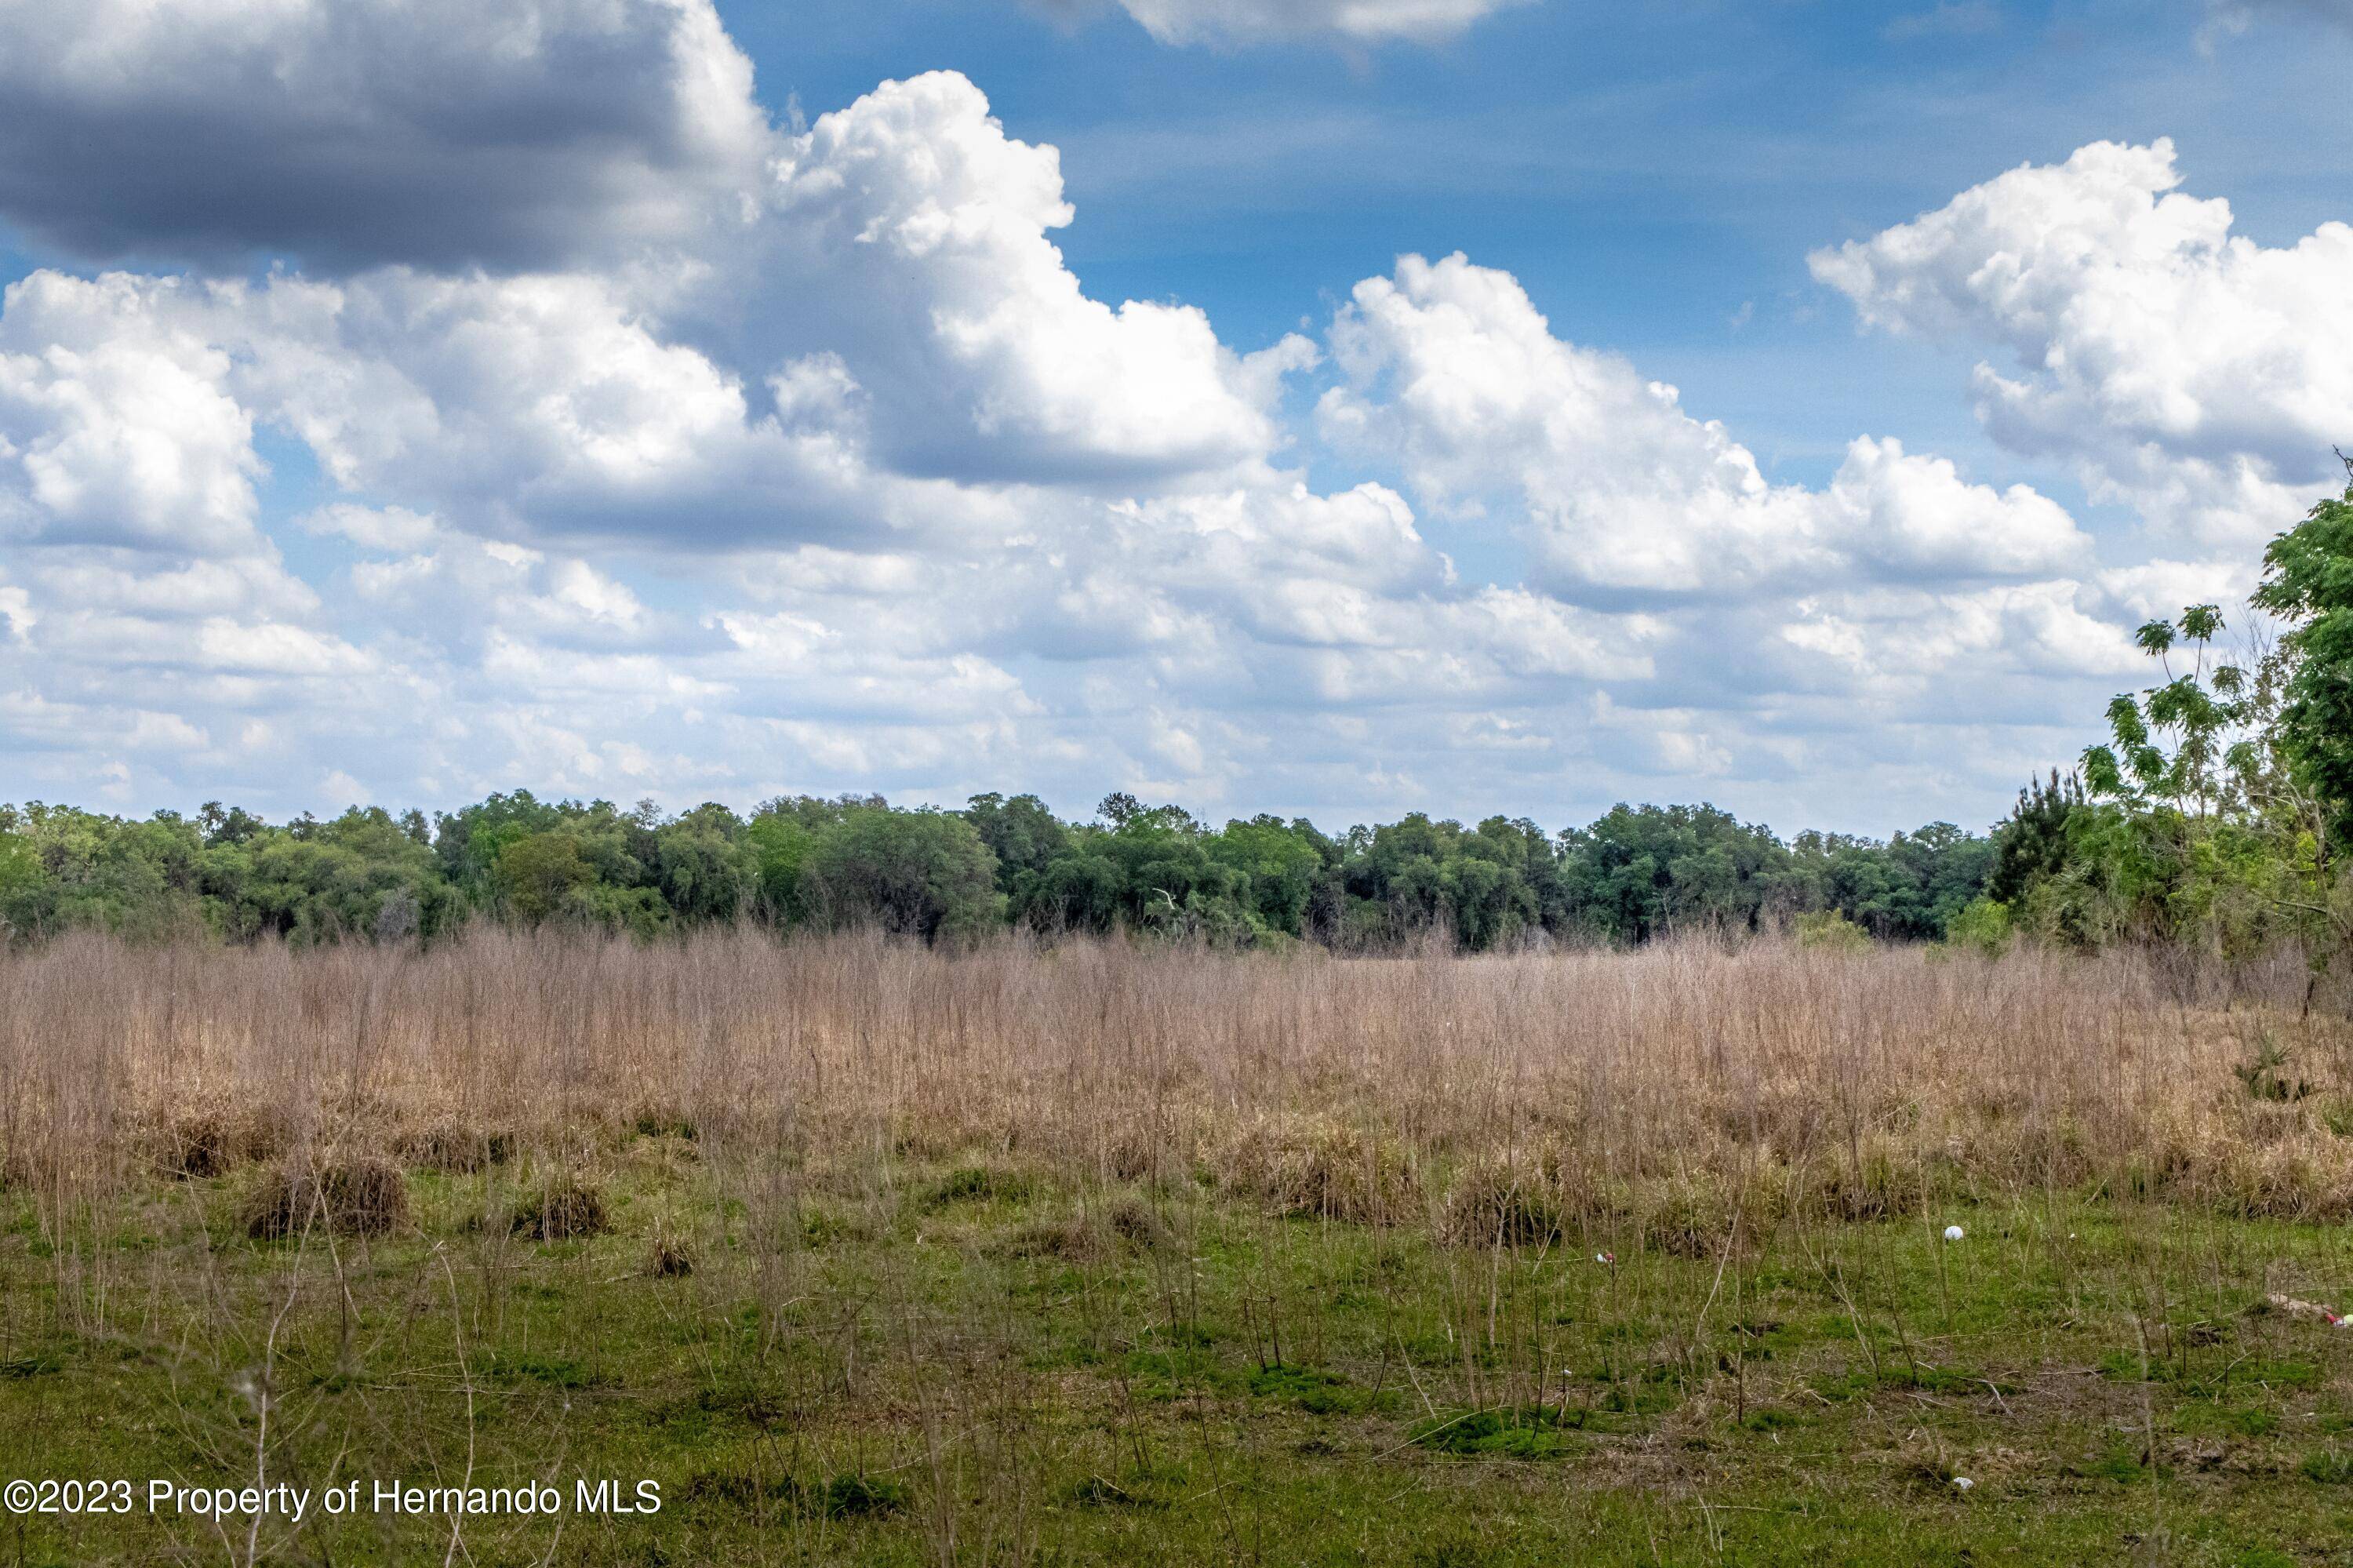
[5,933,2353,1564]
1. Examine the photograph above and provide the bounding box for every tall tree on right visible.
[2253,457,2353,850]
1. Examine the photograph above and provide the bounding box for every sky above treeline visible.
[2,0,2349,839]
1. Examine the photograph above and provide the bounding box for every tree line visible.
[0,787,1994,952]
[2,468,2347,964]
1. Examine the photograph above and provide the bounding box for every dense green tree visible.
[0,790,2016,955]
[1791,822,1994,940]
[653,803,755,922]
[1562,804,1791,942]
[201,806,455,943]
[0,802,205,940]
[493,831,598,925]
[800,805,1003,942]
[965,793,1072,898]
[1988,771,2085,908]
[1207,815,1331,940]
[2253,465,2353,846]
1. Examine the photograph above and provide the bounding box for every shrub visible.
[1945,897,2013,957]
[999,1214,1100,1261]
[631,1107,698,1142]
[1795,911,1871,954]
[1807,1138,1929,1222]
[1106,1192,1166,1249]
[157,1110,234,1180]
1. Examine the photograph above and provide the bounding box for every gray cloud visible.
[0,0,773,273]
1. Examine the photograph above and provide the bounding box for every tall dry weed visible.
[0,927,2345,1223]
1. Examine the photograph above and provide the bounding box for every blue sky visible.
[0,0,2348,838]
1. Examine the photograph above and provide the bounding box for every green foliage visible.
[653,803,755,923]
[965,792,1071,895]
[1559,803,1787,943]
[2082,603,2247,819]
[204,806,454,943]
[494,831,597,924]
[0,787,2016,954]
[1988,771,2082,905]
[2231,1035,2312,1103]
[0,803,206,941]
[2254,468,2353,848]
[1410,1406,1584,1459]
[2027,521,2353,969]
[805,803,1002,942]
[1795,910,1871,954]
[1789,820,1994,940]
[1944,897,2012,958]
[747,795,1002,941]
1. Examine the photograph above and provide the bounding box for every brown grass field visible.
[6,933,2353,1564]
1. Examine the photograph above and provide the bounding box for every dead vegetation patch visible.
[243,1152,409,1239]
[513,1171,610,1241]
[1224,1114,1418,1225]
[1437,1157,1562,1248]
[997,1194,1167,1261]
[148,1104,293,1181]
[648,1221,695,1277]
[395,1119,515,1173]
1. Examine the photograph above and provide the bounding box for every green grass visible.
[9,1144,2353,1563]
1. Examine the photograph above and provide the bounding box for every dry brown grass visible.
[9,929,2353,1564]
[242,1151,409,1239]
[512,1170,611,1240]
[2,927,2348,1231]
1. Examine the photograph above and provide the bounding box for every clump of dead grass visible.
[1107,1192,1166,1249]
[1635,1174,1744,1260]
[513,1170,610,1241]
[1224,1113,1418,1224]
[997,1213,1102,1261]
[996,1193,1167,1261]
[395,1119,515,1173]
[1807,1135,1933,1222]
[147,1103,293,1181]
[630,1104,700,1144]
[648,1218,695,1277]
[1436,1156,1561,1248]
[243,1151,409,1239]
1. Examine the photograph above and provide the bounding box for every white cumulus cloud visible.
[763,72,1304,484]
[0,271,263,555]
[0,9,2224,833]
[1810,138,2353,544]
[1320,252,2086,598]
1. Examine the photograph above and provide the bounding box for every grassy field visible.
[5,933,2353,1564]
